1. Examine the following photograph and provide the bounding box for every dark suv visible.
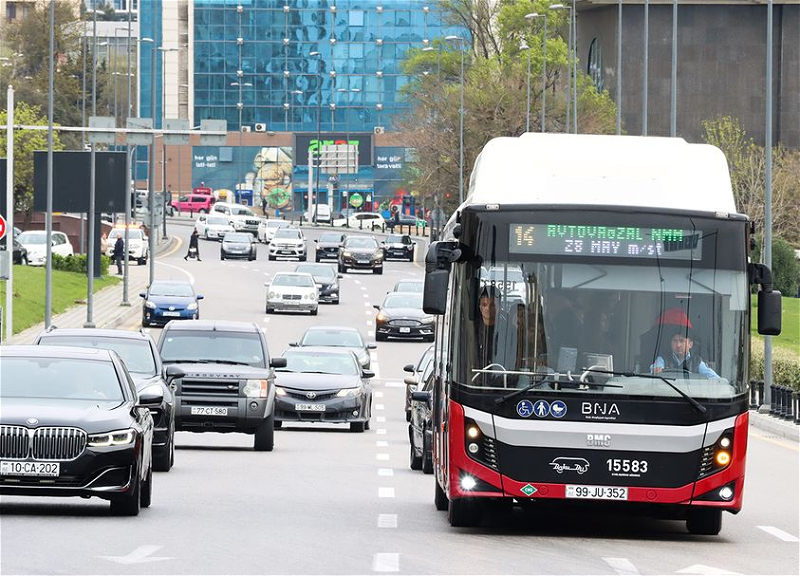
[157,320,286,451]
[338,235,384,274]
[34,327,181,472]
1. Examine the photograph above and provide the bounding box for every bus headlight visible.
[460,474,477,491]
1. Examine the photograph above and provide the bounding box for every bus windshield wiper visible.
[494,377,621,405]
[587,369,707,414]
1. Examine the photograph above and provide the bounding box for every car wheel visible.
[266,305,274,314]
[333,297,340,305]
[300,254,307,262]
[340,265,347,273]
[268,255,276,261]
[153,432,173,472]
[410,437,422,470]
[434,479,448,511]
[409,251,415,262]
[315,255,321,262]
[350,421,366,433]
[376,332,387,342]
[139,465,153,508]
[274,420,282,429]
[405,409,412,423]
[142,317,150,328]
[220,253,225,260]
[448,497,482,527]
[310,307,318,316]
[138,256,146,265]
[373,266,383,275]
[425,335,436,343]
[110,464,141,516]
[422,431,434,475]
[686,509,722,535]
[254,413,275,451]
[199,208,207,214]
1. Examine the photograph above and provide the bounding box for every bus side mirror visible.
[757,290,782,336]
[423,269,449,315]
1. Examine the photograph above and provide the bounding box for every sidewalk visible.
[749,410,799,442]
[7,236,177,345]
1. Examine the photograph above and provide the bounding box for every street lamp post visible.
[616,0,622,135]
[310,50,322,224]
[670,0,678,137]
[231,80,252,197]
[445,35,465,205]
[525,12,548,132]
[643,0,649,136]
[159,47,179,239]
[548,4,572,133]
[337,87,360,219]
[519,40,531,132]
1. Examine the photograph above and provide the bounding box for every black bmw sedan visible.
[0,346,160,516]
[382,234,416,261]
[373,292,435,342]
[33,328,183,472]
[294,263,342,304]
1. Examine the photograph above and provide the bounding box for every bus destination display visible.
[509,224,702,260]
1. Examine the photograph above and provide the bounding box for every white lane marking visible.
[375,404,385,411]
[602,558,640,575]
[377,468,394,477]
[377,514,398,528]
[371,362,380,379]
[354,280,361,284]
[99,545,173,565]
[360,286,367,290]
[384,381,405,388]
[376,416,386,423]
[378,487,395,498]
[675,565,741,575]
[374,391,384,398]
[377,428,387,435]
[757,526,800,542]
[155,261,195,284]
[262,317,270,323]
[372,553,399,573]
[365,310,372,315]
[364,301,372,306]
[376,453,390,461]
[376,441,389,447]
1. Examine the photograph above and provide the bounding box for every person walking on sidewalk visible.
[184,230,202,261]
[113,235,125,275]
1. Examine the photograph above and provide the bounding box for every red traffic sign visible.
[0,214,6,241]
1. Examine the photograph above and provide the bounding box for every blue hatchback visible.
[140,280,204,327]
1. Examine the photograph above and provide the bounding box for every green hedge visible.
[749,342,800,390]
[52,254,110,276]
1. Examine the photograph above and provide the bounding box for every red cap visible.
[656,308,693,328]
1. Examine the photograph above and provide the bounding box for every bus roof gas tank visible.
[466,134,736,215]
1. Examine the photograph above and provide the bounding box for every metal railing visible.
[749,380,800,424]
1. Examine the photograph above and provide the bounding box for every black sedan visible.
[33,328,184,472]
[387,213,422,231]
[274,347,374,432]
[294,263,342,304]
[374,292,435,341]
[408,358,434,474]
[291,325,376,369]
[0,345,160,516]
[314,232,345,261]
[382,234,416,261]
[140,279,203,327]
[338,235,384,274]
[221,232,257,260]
[402,344,433,421]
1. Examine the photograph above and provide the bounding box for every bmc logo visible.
[587,434,611,447]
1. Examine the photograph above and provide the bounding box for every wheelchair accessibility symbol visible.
[516,399,534,418]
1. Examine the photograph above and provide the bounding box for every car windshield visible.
[280,351,358,375]
[386,235,406,243]
[109,229,143,240]
[18,232,47,245]
[267,221,287,229]
[160,330,266,367]
[0,357,124,401]
[38,336,157,376]
[394,281,424,293]
[295,265,335,281]
[384,294,423,309]
[224,233,251,242]
[272,274,314,287]
[231,206,254,216]
[274,229,301,239]
[345,237,378,249]
[319,233,342,243]
[207,216,229,226]
[149,283,195,297]
[301,329,364,348]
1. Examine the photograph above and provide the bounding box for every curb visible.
[749,410,799,441]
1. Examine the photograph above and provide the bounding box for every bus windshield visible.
[449,211,748,401]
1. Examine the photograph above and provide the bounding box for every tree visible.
[397,0,617,213]
[0,102,65,213]
[752,237,800,297]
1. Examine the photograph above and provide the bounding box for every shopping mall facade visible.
[139,0,463,216]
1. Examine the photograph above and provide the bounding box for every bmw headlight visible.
[421,315,435,324]
[374,251,384,259]
[187,302,198,310]
[343,251,352,258]
[145,300,156,309]
[336,386,362,398]
[88,429,135,447]
[376,312,388,323]
[243,379,268,398]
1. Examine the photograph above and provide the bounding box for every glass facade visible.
[192,0,462,132]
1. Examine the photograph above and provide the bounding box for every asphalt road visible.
[1,224,798,575]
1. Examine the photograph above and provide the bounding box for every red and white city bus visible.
[422,133,782,534]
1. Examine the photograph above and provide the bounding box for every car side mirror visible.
[138,387,164,408]
[164,365,185,384]
[139,292,147,298]
[264,282,270,287]
[196,295,204,300]
[410,390,432,403]
[404,375,419,386]
[289,342,298,347]
[403,363,415,373]
[337,275,343,279]
[314,239,318,243]
[373,304,380,310]
[367,344,377,350]
[270,357,288,368]
[361,370,375,379]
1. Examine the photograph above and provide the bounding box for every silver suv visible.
[268,227,307,261]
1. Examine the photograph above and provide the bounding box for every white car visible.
[212,202,260,236]
[333,212,386,230]
[265,272,318,315]
[195,214,235,240]
[105,227,149,265]
[17,230,74,265]
[258,218,291,244]
[268,227,307,261]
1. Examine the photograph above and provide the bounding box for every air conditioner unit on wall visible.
[241,125,251,132]
[374,126,385,135]
[254,123,267,132]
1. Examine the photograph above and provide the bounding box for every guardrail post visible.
[749,380,758,409]
[770,383,778,415]
[794,391,800,425]
[758,380,765,408]
[784,387,795,421]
